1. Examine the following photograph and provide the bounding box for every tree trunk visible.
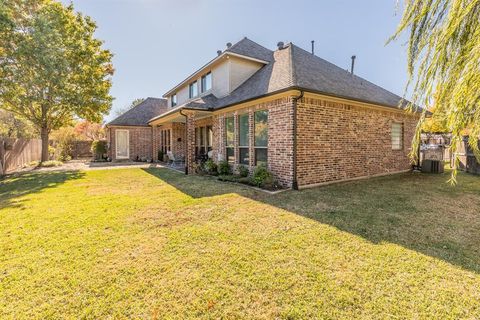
[40,127,49,163]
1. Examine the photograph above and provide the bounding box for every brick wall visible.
[212,97,295,187]
[108,126,153,161]
[296,96,419,187]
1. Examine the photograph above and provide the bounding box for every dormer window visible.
[201,72,212,93]
[171,93,177,107]
[189,81,198,99]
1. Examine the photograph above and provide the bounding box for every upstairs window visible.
[391,122,403,150]
[189,81,198,98]
[254,110,268,166]
[201,72,212,93]
[171,94,177,107]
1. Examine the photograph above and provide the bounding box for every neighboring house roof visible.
[107,97,168,126]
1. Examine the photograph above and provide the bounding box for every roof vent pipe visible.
[277,41,284,50]
[226,42,232,49]
[311,40,315,55]
[217,50,222,56]
[350,55,356,75]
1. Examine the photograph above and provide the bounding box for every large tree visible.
[0,0,113,161]
[390,0,480,182]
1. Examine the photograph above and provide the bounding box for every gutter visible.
[179,109,189,175]
[292,90,304,190]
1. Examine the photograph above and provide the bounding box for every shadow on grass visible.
[143,167,480,274]
[0,170,85,210]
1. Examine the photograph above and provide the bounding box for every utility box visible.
[421,159,444,174]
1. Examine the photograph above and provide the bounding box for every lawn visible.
[1,167,479,319]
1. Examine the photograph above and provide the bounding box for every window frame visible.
[391,122,403,150]
[254,110,268,166]
[171,94,177,107]
[115,129,130,159]
[189,81,198,99]
[201,72,212,93]
[225,116,235,163]
[238,113,249,165]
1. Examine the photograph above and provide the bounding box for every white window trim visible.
[115,129,130,159]
[391,122,403,151]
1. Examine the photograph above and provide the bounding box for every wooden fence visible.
[0,138,42,175]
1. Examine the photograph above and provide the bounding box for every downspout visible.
[179,109,189,175]
[292,90,304,190]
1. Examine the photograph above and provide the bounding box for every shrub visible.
[217,175,237,182]
[203,159,218,175]
[51,127,76,161]
[252,164,274,188]
[91,140,107,160]
[48,145,56,160]
[217,160,231,175]
[237,165,249,177]
[40,160,63,167]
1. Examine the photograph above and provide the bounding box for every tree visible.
[74,120,105,141]
[390,0,480,182]
[115,98,145,117]
[0,0,114,162]
[0,109,36,138]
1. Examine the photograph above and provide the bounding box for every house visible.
[106,37,421,189]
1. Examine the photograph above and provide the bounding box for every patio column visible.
[184,110,196,175]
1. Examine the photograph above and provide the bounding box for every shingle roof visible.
[150,38,418,123]
[225,37,274,63]
[108,97,168,126]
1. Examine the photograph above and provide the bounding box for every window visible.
[239,113,249,165]
[189,81,198,98]
[161,129,171,154]
[115,130,129,159]
[254,110,268,165]
[392,122,403,150]
[201,72,212,93]
[171,94,177,107]
[225,117,234,163]
[207,126,213,152]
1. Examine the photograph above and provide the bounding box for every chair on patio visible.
[166,151,184,168]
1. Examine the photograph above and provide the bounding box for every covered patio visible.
[149,108,214,174]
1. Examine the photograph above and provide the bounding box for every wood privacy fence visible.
[0,138,42,175]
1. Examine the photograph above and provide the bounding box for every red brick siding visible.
[108,126,153,161]
[212,97,295,187]
[296,97,419,186]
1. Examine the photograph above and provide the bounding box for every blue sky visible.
[62,0,409,122]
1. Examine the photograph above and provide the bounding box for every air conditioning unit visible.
[421,160,444,174]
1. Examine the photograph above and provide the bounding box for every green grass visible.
[1,168,479,319]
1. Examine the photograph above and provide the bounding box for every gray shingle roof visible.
[108,97,168,126]
[225,37,274,62]
[150,38,417,123]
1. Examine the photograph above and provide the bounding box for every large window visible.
[201,72,212,93]
[391,122,403,150]
[161,129,171,154]
[225,117,235,163]
[207,126,213,152]
[239,113,249,165]
[254,110,268,166]
[171,94,177,107]
[189,81,198,99]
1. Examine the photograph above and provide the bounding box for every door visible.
[115,129,129,159]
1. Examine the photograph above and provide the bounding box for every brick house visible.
[106,38,421,189]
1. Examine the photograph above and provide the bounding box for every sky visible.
[61,0,410,122]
